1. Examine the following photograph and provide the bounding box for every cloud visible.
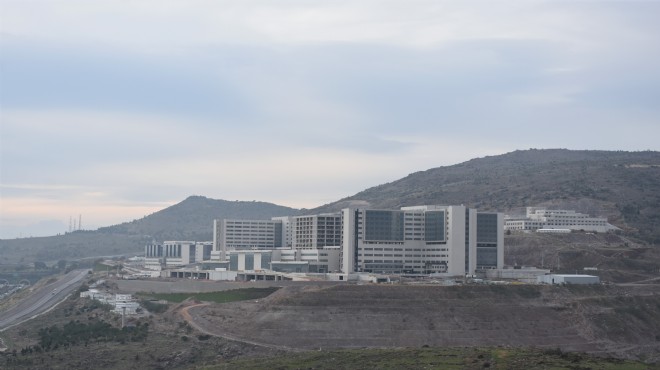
[5,1,653,52]
[1,1,660,237]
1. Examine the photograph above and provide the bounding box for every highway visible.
[0,269,90,332]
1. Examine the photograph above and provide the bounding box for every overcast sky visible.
[1,1,659,238]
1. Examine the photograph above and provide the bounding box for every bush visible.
[140,300,168,314]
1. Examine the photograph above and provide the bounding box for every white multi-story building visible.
[340,206,504,276]
[213,219,284,261]
[291,213,341,250]
[212,214,341,261]
[504,207,617,233]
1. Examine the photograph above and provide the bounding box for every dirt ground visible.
[184,283,660,363]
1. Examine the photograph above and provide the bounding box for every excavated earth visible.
[187,284,660,362]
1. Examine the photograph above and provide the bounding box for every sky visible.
[1,1,660,238]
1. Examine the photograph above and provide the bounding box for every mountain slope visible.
[0,196,300,264]
[310,149,660,242]
[98,195,300,241]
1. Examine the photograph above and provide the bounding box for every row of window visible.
[360,254,449,258]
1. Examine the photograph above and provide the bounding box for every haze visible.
[1,1,660,238]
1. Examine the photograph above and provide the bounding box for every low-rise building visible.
[537,274,600,285]
[505,207,618,233]
[145,241,213,268]
[80,290,141,314]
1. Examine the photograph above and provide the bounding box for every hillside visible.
[0,196,300,264]
[97,195,300,241]
[3,149,660,264]
[187,284,660,362]
[310,149,660,243]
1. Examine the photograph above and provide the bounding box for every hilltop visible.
[0,196,300,264]
[97,195,300,241]
[310,149,660,243]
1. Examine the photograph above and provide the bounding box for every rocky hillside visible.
[0,196,300,264]
[310,149,660,243]
[504,232,660,283]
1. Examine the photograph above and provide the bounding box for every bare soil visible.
[188,283,660,363]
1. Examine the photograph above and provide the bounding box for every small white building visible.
[80,290,141,314]
[537,274,600,285]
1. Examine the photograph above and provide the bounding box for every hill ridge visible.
[2,148,659,264]
[308,149,660,243]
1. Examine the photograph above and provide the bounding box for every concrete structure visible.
[485,267,551,283]
[166,268,238,281]
[340,205,504,276]
[213,219,284,261]
[155,204,503,278]
[505,207,618,233]
[145,241,213,268]
[291,213,341,249]
[537,274,600,285]
[213,214,341,258]
[228,249,275,271]
[537,228,571,234]
[273,247,341,273]
[80,290,141,314]
[272,216,294,248]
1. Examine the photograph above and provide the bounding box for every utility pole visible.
[121,306,126,328]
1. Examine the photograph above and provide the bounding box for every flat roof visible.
[548,274,598,278]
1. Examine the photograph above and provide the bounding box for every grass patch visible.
[92,261,113,272]
[204,347,656,370]
[137,287,280,303]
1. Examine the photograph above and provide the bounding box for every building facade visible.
[156,204,504,277]
[145,241,212,268]
[340,205,504,276]
[213,219,284,260]
[291,213,342,249]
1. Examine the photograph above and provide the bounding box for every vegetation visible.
[138,287,280,303]
[93,260,113,272]
[208,347,656,370]
[140,299,169,313]
[36,319,148,351]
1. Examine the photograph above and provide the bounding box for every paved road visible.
[0,269,90,332]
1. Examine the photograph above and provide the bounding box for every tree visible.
[57,260,67,270]
[34,261,48,270]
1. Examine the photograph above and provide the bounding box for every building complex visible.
[504,207,618,233]
[146,204,504,278]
